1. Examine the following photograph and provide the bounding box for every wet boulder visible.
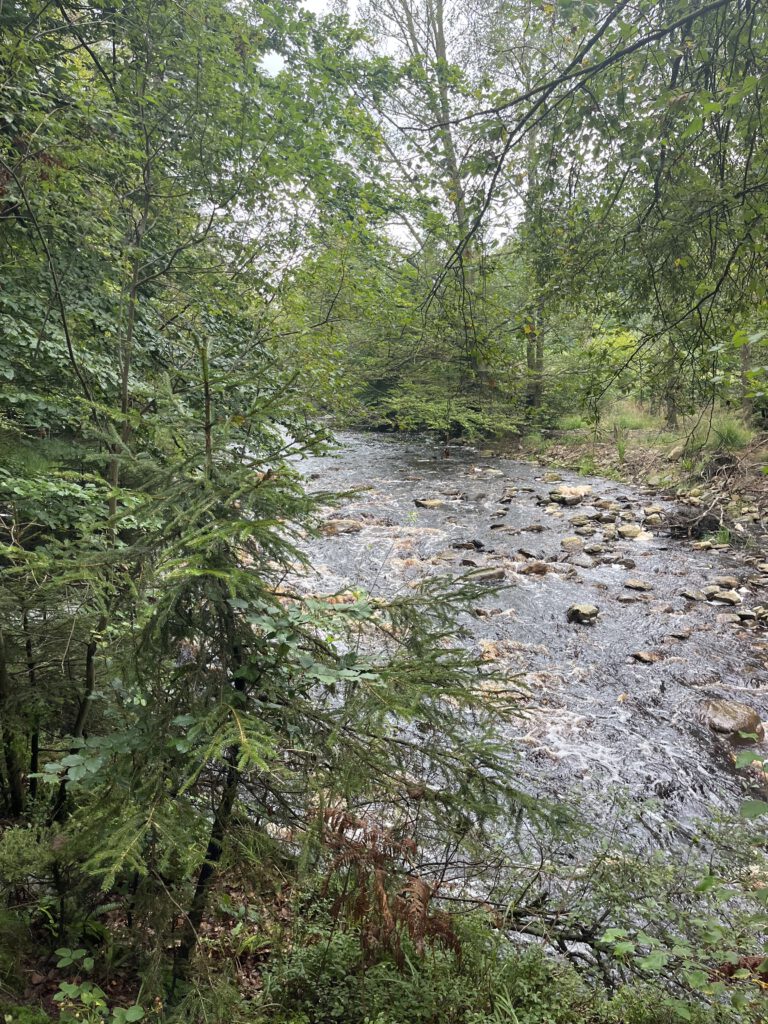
[549,484,593,506]
[716,613,742,625]
[520,561,550,575]
[625,579,653,591]
[468,567,506,583]
[632,650,662,664]
[617,524,643,539]
[567,603,599,624]
[322,518,365,535]
[699,699,764,740]
[713,575,740,589]
[737,609,758,621]
[561,537,583,551]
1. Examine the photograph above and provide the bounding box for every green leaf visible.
[637,951,669,972]
[741,799,768,819]
[694,874,718,892]
[735,750,762,768]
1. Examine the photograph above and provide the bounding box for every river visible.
[293,431,768,846]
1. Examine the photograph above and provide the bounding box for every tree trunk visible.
[741,340,753,421]
[0,628,25,816]
[174,602,245,977]
[23,610,38,801]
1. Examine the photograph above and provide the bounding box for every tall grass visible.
[691,414,754,452]
[608,400,662,431]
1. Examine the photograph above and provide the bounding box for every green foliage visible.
[257,912,591,1024]
[0,1009,52,1024]
[557,414,589,431]
[376,382,517,438]
[704,416,754,452]
[2,0,768,1021]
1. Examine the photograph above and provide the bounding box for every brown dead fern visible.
[317,807,461,966]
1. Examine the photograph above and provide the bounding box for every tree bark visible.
[0,628,25,816]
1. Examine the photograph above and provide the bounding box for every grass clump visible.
[522,432,550,455]
[707,414,754,451]
[685,413,754,454]
[557,413,590,431]
[607,400,661,432]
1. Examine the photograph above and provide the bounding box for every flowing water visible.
[293,431,768,843]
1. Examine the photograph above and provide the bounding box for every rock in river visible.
[561,537,583,551]
[468,567,506,583]
[550,485,593,506]
[632,650,662,664]
[322,518,364,535]
[567,603,599,624]
[713,575,740,589]
[625,579,653,591]
[617,523,643,539]
[699,698,764,740]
